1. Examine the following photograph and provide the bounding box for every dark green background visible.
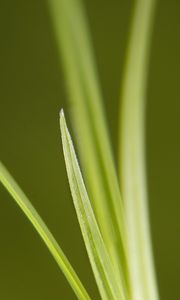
[0,0,179,299]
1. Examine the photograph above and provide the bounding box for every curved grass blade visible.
[119,0,159,299]
[48,0,129,291]
[60,110,126,300]
[0,161,91,300]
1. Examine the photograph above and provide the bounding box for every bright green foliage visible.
[48,0,129,290]
[0,161,91,300]
[60,110,126,300]
[119,0,159,299]
[0,0,159,299]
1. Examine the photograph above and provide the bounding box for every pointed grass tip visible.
[59,108,65,119]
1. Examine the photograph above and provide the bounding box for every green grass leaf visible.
[48,0,129,291]
[60,110,126,300]
[119,0,159,299]
[0,161,91,300]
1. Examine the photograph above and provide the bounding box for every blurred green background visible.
[0,0,179,299]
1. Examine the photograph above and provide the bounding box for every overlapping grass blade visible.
[119,0,159,299]
[48,0,129,291]
[0,161,91,300]
[60,110,126,300]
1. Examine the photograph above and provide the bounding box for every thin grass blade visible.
[48,0,129,291]
[60,110,126,300]
[119,0,159,299]
[0,161,91,300]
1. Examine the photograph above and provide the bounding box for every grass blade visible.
[60,110,126,300]
[48,0,129,291]
[119,0,159,299]
[0,161,91,300]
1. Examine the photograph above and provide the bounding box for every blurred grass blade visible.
[0,161,91,300]
[60,110,126,300]
[119,0,159,299]
[48,0,128,289]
